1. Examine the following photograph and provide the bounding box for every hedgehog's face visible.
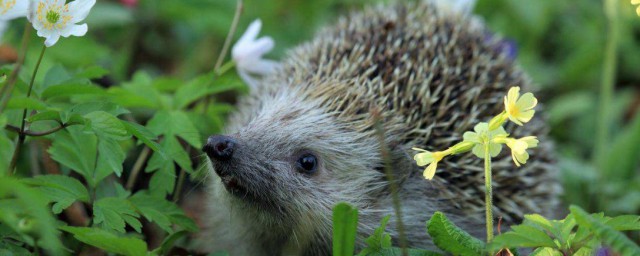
[203,89,385,223]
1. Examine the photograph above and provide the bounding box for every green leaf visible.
[333,202,358,256]
[84,111,129,140]
[41,83,104,99]
[5,97,48,110]
[360,248,444,256]
[76,66,109,79]
[93,197,141,233]
[530,247,563,256]
[598,111,640,181]
[95,137,126,179]
[108,72,163,109]
[605,215,640,231]
[0,177,64,255]
[426,212,485,256]
[173,74,242,109]
[65,102,129,118]
[121,120,162,153]
[22,175,90,214]
[147,110,202,148]
[524,214,554,231]
[148,161,175,197]
[491,224,557,249]
[129,193,197,233]
[570,205,640,256]
[361,215,393,252]
[48,128,97,184]
[27,110,62,123]
[155,230,189,255]
[60,226,147,256]
[146,134,193,179]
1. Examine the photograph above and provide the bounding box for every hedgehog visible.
[198,1,560,255]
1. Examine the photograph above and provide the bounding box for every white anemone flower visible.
[0,0,29,20]
[0,0,29,42]
[232,19,280,89]
[27,0,96,47]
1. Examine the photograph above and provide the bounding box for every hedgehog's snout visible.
[203,135,236,161]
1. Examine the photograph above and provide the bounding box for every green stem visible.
[213,0,243,73]
[126,146,151,190]
[484,142,494,244]
[594,0,619,165]
[216,61,236,76]
[8,45,47,174]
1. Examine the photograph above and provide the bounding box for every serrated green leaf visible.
[129,193,197,233]
[22,175,90,214]
[604,215,640,231]
[491,224,557,249]
[41,83,104,99]
[426,212,485,256]
[333,202,358,256]
[148,164,175,197]
[524,214,554,231]
[147,111,202,148]
[570,205,640,256]
[95,137,126,180]
[60,226,147,256]
[48,127,97,184]
[93,197,141,233]
[121,120,162,153]
[66,102,129,118]
[361,215,392,253]
[84,111,129,140]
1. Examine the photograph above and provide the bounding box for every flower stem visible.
[484,142,494,243]
[216,61,236,76]
[8,45,47,174]
[213,0,243,74]
[594,0,619,165]
[125,146,151,190]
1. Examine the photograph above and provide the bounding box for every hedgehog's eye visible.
[296,153,318,174]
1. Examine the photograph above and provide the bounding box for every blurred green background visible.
[2,0,639,217]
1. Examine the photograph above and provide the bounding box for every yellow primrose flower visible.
[633,0,640,16]
[504,87,537,126]
[504,136,538,167]
[463,122,508,159]
[412,148,450,180]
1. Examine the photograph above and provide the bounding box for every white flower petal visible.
[239,59,279,75]
[237,19,262,47]
[27,0,38,22]
[45,34,61,47]
[67,0,96,23]
[60,23,88,37]
[237,69,260,89]
[1,0,29,20]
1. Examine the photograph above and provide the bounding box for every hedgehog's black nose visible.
[203,135,235,161]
